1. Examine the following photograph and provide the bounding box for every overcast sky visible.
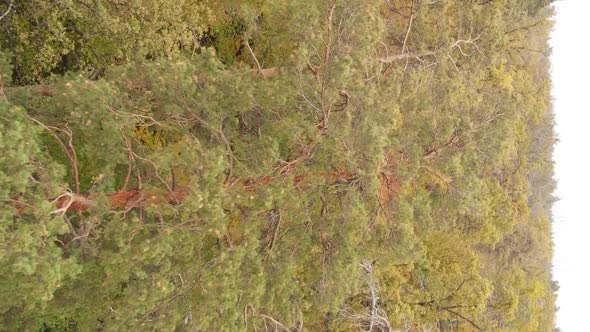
[551,0,590,331]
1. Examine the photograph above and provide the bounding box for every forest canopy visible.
[0,0,556,331]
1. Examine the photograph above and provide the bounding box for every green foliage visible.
[1,0,211,84]
[0,0,556,330]
[0,102,80,329]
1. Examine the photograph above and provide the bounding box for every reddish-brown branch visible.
[45,160,398,215]
[12,67,402,216]
[50,188,192,214]
[10,145,403,216]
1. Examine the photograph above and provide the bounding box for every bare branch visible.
[245,39,262,75]
[216,120,237,184]
[130,151,178,203]
[62,123,80,193]
[379,33,482,67]
[342,259,396,332]
[450,34,482,57]
[108,106,162,127]
[120,131,136,191]
[263,208,282,259]
[444,308,483,331]
[0,0,13,21]
[401,1,416,71]
[378,51,437,63]
[26,115,81,193]
[244,305,298,332]
[324,4,336,63]
[51,192,96,216]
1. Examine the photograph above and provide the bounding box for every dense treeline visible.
[0,0,556,331]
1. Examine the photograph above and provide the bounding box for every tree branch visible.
[0,0,13,21]
[245,39,262,75]
[444,308,483,331]
[378,51,437,63]
[26,115,81,193]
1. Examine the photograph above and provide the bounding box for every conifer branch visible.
[25,115,81,193]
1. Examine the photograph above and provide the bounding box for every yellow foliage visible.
[133,125,169,148]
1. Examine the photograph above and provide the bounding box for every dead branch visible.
[108,106,162,127]
[244,305,299,332]
[26,115,81,193]
[130,151,178,203]
[120,131,136,190]
[245,39,263,75]
[325,4,336,63]
[18,148,400,217]
[341,259,395,332]
[51,192,97,216]
[423,131,460,160]
[263,208,282,259]
[50,187,190,214]
[216,120,238,184]
[62,124,80,193]
[0,0,13,21]
[450,34,482,56]
[444,308,483,331]
[379,32,481,67]
[20,111,398,217]
[334,89,351,112]
[378,51,437,63]
[401,0,416,71]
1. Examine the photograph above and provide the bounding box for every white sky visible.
[551,0,590,331]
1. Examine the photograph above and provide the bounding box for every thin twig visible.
[26,115,80,193]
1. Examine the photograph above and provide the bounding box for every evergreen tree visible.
[0,0,557,330]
